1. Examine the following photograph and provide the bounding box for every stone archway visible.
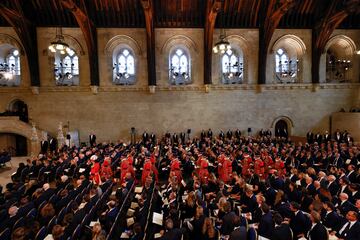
[271,116,294,136]
[0,116,42,156]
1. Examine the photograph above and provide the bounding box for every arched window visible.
[326,50,351,83]
[113,48,136,85]
[54,48,79,86]
[275,48,299,83]
[221,48,243,84]
[0,48,21,87]
[169,48,191,85]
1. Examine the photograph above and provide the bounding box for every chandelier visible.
[48,28,71,55]
[213,30,231,54]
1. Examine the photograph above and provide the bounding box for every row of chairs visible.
[106,181,135,240]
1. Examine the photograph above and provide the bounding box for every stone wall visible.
[0,27,359,144]
[331,112,360,141]
[0,85,358,143]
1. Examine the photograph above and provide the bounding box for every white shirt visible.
[338,221,356,235]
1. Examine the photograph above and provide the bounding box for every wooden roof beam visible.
[141,0,156,88]
[0,1,40,87]
[61,0,99,87]
[204,0,221,85]
[312,0,360,83]
[258,0,296,84]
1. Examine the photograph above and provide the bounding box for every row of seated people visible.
[0,131,359,239]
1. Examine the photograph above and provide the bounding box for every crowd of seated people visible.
[0,128,359,240]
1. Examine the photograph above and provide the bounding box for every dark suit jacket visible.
[229,226,247,240]
[290,211,309,237]
[308,223,328,240]
[160,228,183,240]
[322,210,344,232]
[338,201,357,216]
[49,138,57,151]
[336,221,360,240]
[40,141,48,153]
[221,211,237,235]
[258,212,274,239]
[327,182,339,196]
[271,224,292,240]
[89,135,96,146]
[347,172,357,183]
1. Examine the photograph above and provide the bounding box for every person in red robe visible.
[219,156,232,183]
[100,159,113,180]
[198,158,209,184]
[120,157,135,184]
[90,155,101,185]
[254,156,265,180]
[170,158,182,183]
[274,157,286,177]
[242,154,252,177]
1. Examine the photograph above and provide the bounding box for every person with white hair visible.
[337,193,357,216]
[327,175,339,196]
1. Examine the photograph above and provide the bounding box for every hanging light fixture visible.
[213,29,231,54]
[213,1,231,54]
[48,28,70,55]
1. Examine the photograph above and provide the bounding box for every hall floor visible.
[0,157,28,187]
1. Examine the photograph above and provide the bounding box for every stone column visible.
[57,122,65,149]
[30,123,39,157]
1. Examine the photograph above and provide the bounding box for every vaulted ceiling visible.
[0,0,359,29]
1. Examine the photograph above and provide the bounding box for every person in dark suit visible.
[35,183,55,207]
[308,211,328,240]
[229,216,247,240]
[271,213,292,240]
[335,211,360,240]
[334,129,342,143]
[322,201,345,232]
[315,132,322,143]
[337,193,357,216]
[348,184,360,204]
[331,153,344,169]
[220,201,237,235]
[207,129,213,139]
[307,131,314,144]
[326,175,339,196]
[234,129,241,139]
[346,165,357,183]
[49,137,57,152]
[40,140,48,153]
[160,218,183,240]
[89,134,96,146]
[258,203,274,239]
[103,200,119,232]
[289,202,310,239]
[323,131,331,143]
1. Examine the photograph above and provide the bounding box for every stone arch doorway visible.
[271,116,294,137]
[8,99,28,123]
[0,117,41,156]
[275,120,288,138]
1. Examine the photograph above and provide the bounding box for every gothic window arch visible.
[221,48,243,84]
[113,48,136,85]
[54,48,79,86]
[275,48,299,83]
[169,47,191,85]
[325,35,356,83]
[0,46,21,87]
